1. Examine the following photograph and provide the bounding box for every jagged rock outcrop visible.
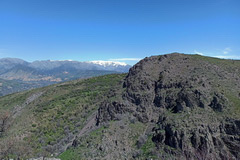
[96,53,240,159]
[96,101,129,125]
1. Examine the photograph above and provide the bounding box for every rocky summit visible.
[97,53,240,159]
[0,53,240,160]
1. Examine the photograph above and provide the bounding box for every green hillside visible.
[0,53,240,160]
[0,74,126,159]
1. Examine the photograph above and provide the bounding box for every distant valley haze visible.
[0,57,131,96]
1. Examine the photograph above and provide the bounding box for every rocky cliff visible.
[96,53,240,159]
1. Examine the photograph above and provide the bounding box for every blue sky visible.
[0,0,239,65]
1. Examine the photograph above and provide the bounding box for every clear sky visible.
[0,0,239,65]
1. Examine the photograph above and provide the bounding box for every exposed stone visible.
[95,53,240,159]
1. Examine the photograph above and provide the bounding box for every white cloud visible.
[222,47,232,54]
[109,58,142,61]
[214,55,240,59]
[194,50,204,55]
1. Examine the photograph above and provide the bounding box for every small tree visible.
[0,136,34,159]
[14,138,34,159]
[0,137,14,160]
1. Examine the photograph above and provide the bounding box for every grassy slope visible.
[191,55,240,117]
[0,73,126,158]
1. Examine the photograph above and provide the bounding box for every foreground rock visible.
[96,53,240,159]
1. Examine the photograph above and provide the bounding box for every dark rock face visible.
[209,93,228,112]
[96,101,129,125]
[96,53,240,159]
[152,115,240,159]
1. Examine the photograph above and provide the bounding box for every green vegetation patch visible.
[58,126,105,160]
[140,135,157,159]
[0,74,126,158]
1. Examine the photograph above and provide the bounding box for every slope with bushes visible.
[1,53,240,160]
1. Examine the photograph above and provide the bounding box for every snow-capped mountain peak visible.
[89,61,128,67]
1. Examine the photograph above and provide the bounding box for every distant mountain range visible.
[0,58,131,96]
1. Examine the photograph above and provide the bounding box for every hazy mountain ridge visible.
[0,58,131,72]
[0,53,240,159]
[0,58,131,96]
